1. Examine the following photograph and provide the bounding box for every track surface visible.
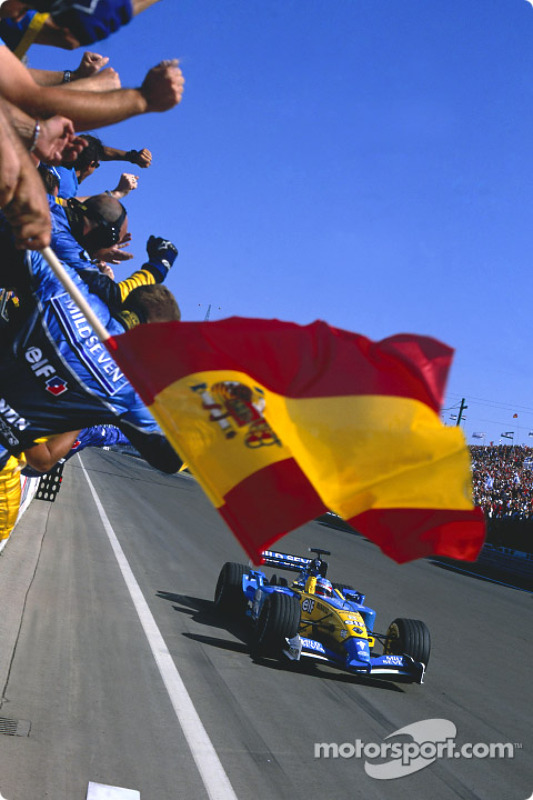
[0,450,530,799]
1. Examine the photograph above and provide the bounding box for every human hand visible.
[43,18,81,50]
[94,259,115,279]
[146,234,178,280]
[112,173,139,198]
[90,67,121,91]
[74,51,109,79]
[94,235,134,264]
[129,148,152,168]
[35,117,87,166]
[140,60,184,113]
[3,158,51,249]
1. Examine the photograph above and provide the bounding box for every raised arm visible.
[0,100,51,249]
[101,145,152,168]
[0,47,184,129]
[28,51,121,92]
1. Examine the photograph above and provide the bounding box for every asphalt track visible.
[0,449,530,800]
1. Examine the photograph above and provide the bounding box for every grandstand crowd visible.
[471,445,533,519]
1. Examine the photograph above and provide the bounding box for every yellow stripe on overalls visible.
[14,12,50,59]
[0,456,24,540]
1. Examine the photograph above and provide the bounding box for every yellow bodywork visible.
[296,576,374,652]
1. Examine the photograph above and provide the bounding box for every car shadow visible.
[157,590,406,691]
[157,590,250,642]
[182,631,250,655]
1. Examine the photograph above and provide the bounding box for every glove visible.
[145,235,178,282]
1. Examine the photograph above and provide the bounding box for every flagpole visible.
[40,246,110,343]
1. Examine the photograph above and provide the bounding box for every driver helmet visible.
[315,577,333,598]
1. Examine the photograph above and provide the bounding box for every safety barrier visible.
[316,511,533,587]
[475,543,533,581]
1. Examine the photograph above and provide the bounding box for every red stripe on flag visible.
[348,507,486,564]
[217,459,327,562]
[107,319,452,412]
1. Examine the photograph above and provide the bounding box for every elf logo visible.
[25,347,68,395]
[45,376,68,396]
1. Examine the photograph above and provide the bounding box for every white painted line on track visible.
[80,458,239,800]
[87,782,140,799]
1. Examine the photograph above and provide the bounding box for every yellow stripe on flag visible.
[261,392,473,518]
[148,369,472,520]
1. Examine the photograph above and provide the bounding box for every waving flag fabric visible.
[105,317,485,564]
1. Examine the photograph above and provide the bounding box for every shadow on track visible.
[157,591,241,630]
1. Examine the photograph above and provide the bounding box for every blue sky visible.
[29,0,533,445]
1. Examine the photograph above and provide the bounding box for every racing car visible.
[214,548,430,684]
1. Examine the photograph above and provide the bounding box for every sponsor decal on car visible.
[382,655,403,666]
[301,638,326,654]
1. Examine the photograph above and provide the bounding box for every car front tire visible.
[251,592,301,657]
[384,617,431,666]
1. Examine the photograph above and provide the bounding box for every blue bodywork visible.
[235,549,425,684]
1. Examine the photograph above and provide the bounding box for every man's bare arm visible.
[28,51,121,91]
[0,99,51,250]
[24,431,82,473]
[0,104,21,209]
[0,47,184,130]
[28,67,121,92]
[34,17,81,50]
[0,98,86,165]
[101,145,152,167]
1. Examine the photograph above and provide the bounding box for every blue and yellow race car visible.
[214,548,430,684]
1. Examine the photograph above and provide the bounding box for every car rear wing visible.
[261,550,312,573]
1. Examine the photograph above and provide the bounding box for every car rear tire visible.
[214,562,246,614]
[252,592,301,656]
[384,618,431,665]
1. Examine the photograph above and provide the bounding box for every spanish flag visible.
[105,318,485,564]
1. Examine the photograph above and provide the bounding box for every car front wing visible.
[298,637,425,684]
